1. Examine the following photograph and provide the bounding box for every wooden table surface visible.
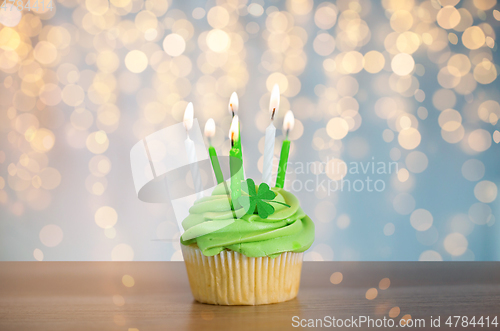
[0,262,499,330]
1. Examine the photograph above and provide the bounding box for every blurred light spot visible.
[449,214,474,236]
[246,22,260,34]
[391,53,414,76]
[441,125,464,144]
[105,227,117,239]
[86,0,109,14]
[363,51,385,74]
[39,84,62,106]
[33,41,57,65]
[473,59,497,84]
[336,214,350,229]
[494,9,500,20]
[438,109,462,131]
[95,206,118,229]
[437,6,460,29]
[125,50,148,73]
[398,128,421,150]
[163,34,185,57]
[96,51,119,73]
[379,278,390,290]
[462,26,485,50]
[206,29,230,53]
[192,7,206,19]
[365,288,378,300]
[39,224,63,247]
[326,117,349,140]
[474,181,497,203]
[390,10,413,32]
[448,54,471,77]
[468,129,491,152]
[86,131,109,154]
[33,248,44,261]
[313,33,335,56]
[473,0,497,10]
[444,233,468,256]
[382,129,394,143]
[325,158,347,180]
[248,3,264,17]
[383,223,395,236]
[207,6,229,28]
[113,314,126,326]
[400,315,412,326]
[122,274,135,287]
[405,151,428,173]
[266,72,288,93]
[469,202,492,225]
[389,306,400,318]
[410,209,433,231]
[0,5,22,27]
[494,131,500,144]
[89,155,111,177]
[314,3,337,29]
[330,272,343,285]
[433,89,456,110]
[113,294,125,306]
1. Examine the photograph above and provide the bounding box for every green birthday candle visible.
[276,110,295,188]
[229,116,241,207]
[204,118,224,184]
[229,92,244,183]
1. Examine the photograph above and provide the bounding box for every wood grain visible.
[0,262,498,330]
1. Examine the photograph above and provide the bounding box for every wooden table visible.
[0,262,499,330]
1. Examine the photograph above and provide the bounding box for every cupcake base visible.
[181,244,303,305]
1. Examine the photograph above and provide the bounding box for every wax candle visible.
[229,116,241,207]
[262,84,280,185]
[228,92,245,180]
[183,102,204,199]
[204,118,224,184]
[276,110,294,188]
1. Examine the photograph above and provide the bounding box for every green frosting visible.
[180,182,315,258]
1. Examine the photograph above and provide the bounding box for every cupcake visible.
[180,180,315,305]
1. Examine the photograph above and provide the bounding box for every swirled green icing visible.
[180,182,315,258]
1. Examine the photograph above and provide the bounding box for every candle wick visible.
[271,108,276,121]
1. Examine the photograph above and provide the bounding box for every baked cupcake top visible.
[180,181,314,258]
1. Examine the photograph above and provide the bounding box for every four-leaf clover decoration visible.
[238,179,290,219]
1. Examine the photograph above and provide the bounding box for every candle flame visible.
[229,115,239,142]
[269,84,280,120]
[283,110,295,133]
[204,118,215,138]
[183,102,194,131]
[228,92,239,115]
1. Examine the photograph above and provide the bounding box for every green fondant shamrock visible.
[238,178,290,219]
